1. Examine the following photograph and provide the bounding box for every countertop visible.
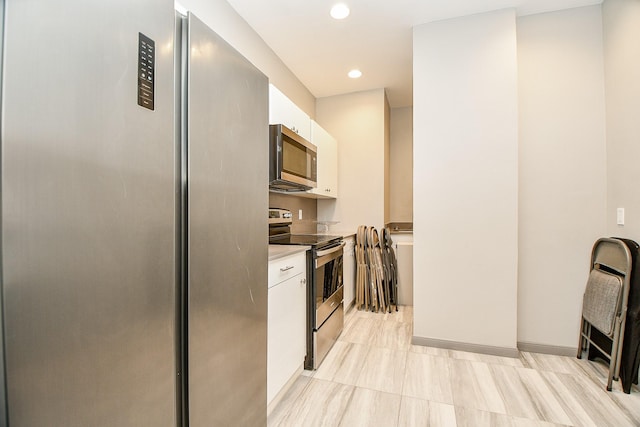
[268,245,311,261]
[268,231,356,262]
[321,230,356,239]
[385,222,413,234]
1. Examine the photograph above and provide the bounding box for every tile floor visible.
[268,305,640,427]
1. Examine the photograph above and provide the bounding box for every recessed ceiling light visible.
[330,3,350,20]
[348,69,362,79]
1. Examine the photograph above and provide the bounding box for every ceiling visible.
[226,0,603,108]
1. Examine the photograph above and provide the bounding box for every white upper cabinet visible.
[308,120,338,199]
[268,84,311,141]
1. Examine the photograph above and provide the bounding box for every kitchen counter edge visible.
[268,245,311,262]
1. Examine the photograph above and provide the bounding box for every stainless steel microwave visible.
[269,124,317,191]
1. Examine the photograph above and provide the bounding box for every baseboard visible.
[412,336,520,358]
[344,298,355,314]
[517,341,577,357]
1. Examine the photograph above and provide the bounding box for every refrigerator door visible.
[0,1,6,425]
[184,13,268,427]
[1,1,178,426]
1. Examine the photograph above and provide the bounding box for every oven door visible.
[315,242,345,328]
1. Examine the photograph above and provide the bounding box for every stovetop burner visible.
[268,208,342,248]
[269,234,342,247]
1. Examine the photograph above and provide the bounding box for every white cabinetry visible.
[342,236,356,310]
[308,120,338,199]
[267,251,307,409]
[268,84,311,141]
[392,233,413,306]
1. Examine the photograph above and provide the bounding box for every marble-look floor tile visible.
[398,397,457,427]
[520,352,583,377]
[374,320,412,350]
[538,370,600,427]
[384,305,406,322]
[429,401,458,426]
[343,307,358,326]
[455,407,570,427]
[398,396,430,427]
[313,341,369,386]
[398,305,413,323]
[339,317,383,345]
[403,352,453,404]
[269,378,354,427]
[489,364,551,421]
[267,375,313,425]
[376,305,412,323]
[269,307,639,427]
[449,349,524,368]
[609,385,640,426]
[353,308,386,320]
[409,344,451,357]
[356,347,407,394]
[515,368,573,426]
[339,387,402,427]
[511,419,571,427]
[454,406,514,427]
[542,370,637,427]
[450,359,506,414]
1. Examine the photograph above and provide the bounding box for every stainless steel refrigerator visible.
[0,1,268,426]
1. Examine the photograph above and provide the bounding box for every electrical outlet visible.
[617,208,625,226]
[298,209,303,220]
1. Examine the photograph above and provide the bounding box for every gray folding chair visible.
[577,238,633,391]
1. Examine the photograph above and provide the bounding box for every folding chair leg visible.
[577,317,584,359]
[607,329,618,391]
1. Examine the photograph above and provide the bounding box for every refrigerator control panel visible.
[138,33,155,110]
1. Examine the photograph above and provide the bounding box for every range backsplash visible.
[269,192,317,234]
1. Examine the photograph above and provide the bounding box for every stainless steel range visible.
[269,208,344,369]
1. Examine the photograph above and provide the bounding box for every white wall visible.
[517,6,607,349]
[390,107,413,222]
[384,92,391,226]
[316,89,388,232]
[413,10,519,351]
[603,0,640,238]
[177,0,315,117]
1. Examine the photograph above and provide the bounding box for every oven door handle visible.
[316,241,345,258]
[315,241,345,268]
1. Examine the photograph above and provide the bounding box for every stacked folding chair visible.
[355,226,369,311]
[577,237,633,391]
[355,225,399,313]
[381,227,398,311]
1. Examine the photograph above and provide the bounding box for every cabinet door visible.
[309,121,338,199]
[267,272,306,404]
[268,84,311,140]
[343,237,356,308]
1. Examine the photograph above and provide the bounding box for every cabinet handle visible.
[280,265,294,272]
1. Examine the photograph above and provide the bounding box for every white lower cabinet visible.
[343,236,356,310]
[392,233,413,306]
[267,252,307,408]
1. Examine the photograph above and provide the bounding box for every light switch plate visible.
[299,209,303,220]
[617,208,625,225]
